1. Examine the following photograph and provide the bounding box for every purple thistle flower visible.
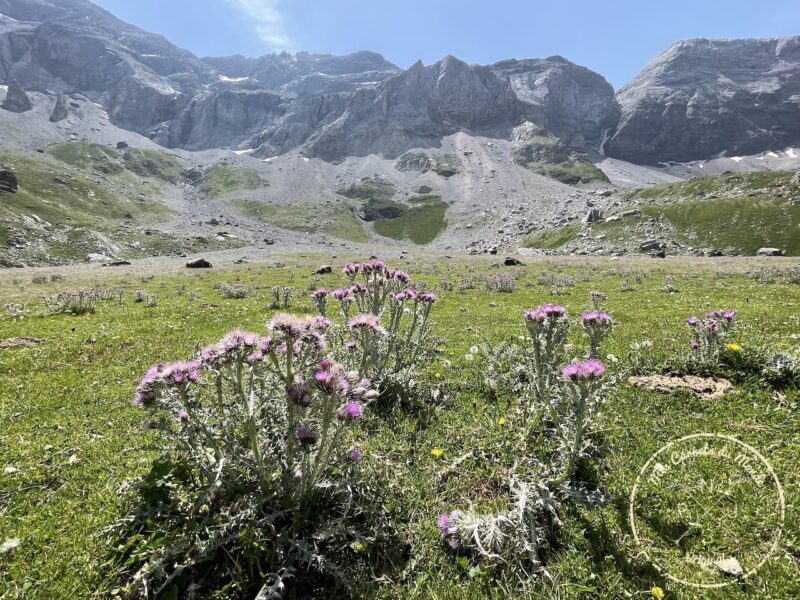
[320,358,333,370]
[287,382,312,407]
[690,339,700,350]
[343,262,361,278]
[345,340,358,352]
[542,304,567,317]
[523,309,546,323]
[338,401,364,421]
[297,425,319,446]
[347,447,362,463]
[562,359,606,381]
[348,313,388,336]
[311,288,328,300]
[438,513,452,535]
[390,291,408,302]
[686,317,699,327]
[419,292,437,304]
[582,311,611,325]
[350,283,367,295]
[722,310,736,322]
[178,410,189,422]
[392,270,411,284]
[312,317,333,332]
[314,370,337,394]
[269,314,312,338]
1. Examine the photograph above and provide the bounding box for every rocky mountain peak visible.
[606,35,800,164]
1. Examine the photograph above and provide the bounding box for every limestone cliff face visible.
[1,0,799,166]
[493,56,620,151]
[606,37,800,164]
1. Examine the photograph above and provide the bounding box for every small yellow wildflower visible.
[727,343,743,353]
[435,372,442,379]
[651,587,665,600]
[431,448,445,458]
[498,417,507,426]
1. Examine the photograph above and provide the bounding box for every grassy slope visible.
[0,258,798,599]
[527,171,800,254]
[525,223,582,249]
[373,198,448,244]
[0,151,245,264]
[236,200,370,242]
[202,164,264,198]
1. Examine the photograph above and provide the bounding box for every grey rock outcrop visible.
[49,93,68,122]
[493,56,620,150]
[757,247,785,256]
[1,80,32,112]
[606,36,800,164]
[0,168,18,193]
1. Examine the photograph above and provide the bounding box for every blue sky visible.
[92,0,800,89]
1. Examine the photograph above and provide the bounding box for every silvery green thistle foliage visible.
[686,309,736,368]
[134,313,376,503]
[311,260,437,389]
[520,304,570,429]
[123,313,384,595]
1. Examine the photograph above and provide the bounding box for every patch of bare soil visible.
[0,337,44,349]
[628,373,733,400]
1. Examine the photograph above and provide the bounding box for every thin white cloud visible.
[228,0,293,50]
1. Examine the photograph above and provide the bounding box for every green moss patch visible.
[236,200,369,242]
[202,164,265,198]
[524,223,581,249]
[373,199,448,244]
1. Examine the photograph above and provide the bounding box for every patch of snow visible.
[140,54,161,58]
[787,148,800,158]
[0,85,7,93]
[766,151,780,158]
[219,75,249,83]
[233,149,254,156]
[303,157,310,162]
[731,156,744,162]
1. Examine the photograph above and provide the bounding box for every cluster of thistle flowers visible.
[134,313,377,502]
[270,286,293,309]
[687,309,736,366]
[439,345,608,559]
[47,290,99,315]
[310,260,437,383]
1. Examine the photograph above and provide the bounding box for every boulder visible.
[757,247,785,257]
[1,81,32,113]
[584,209,603,224]
[49,93,68,122]
[605,216,622,223]
[0,169,19,193]
[186,258,212,268]
[504,257,523,266]
[595,189,613,197]
[639,240,664,252]
[621,209,642,217]
[86,253,113,263]
[314,265,333,275]
[116,141,129,149]
[103,260,132,267]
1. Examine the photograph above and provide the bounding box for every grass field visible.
[0,255,799,598]
[202,164,265,198]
